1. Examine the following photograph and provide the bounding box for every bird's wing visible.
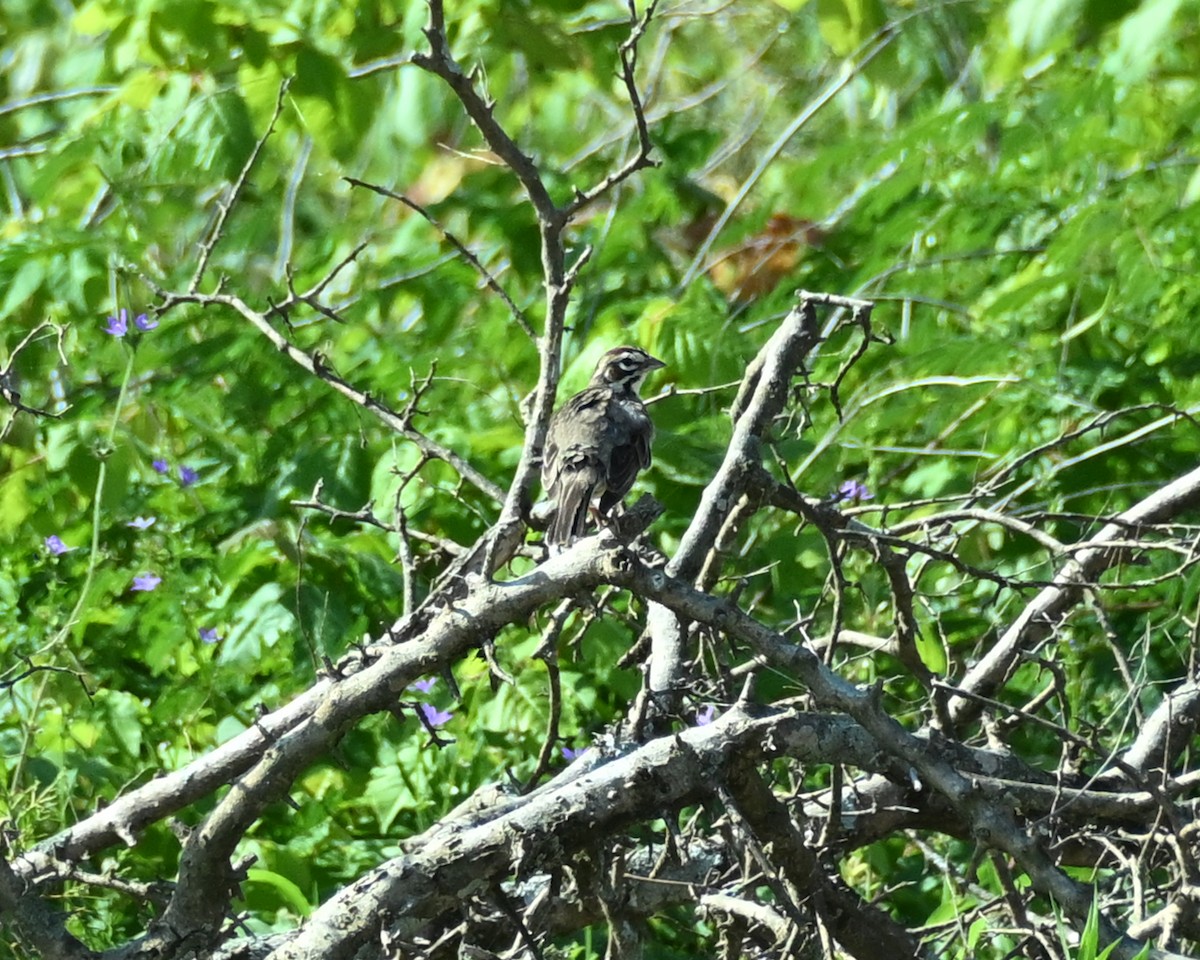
[603,440,645,506]
[596,403,653,514]
[543,387,618,546]
[544,387,613,490]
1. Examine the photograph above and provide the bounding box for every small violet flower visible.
[419,703,453,728]
[131,573,162,592]
[103,310,129,337]
[44,535,73,556]
[179,466,199,487]
[127,516,156,530]
[104,309,156,337]
[152,459,170,475]
[562,746,588,761]
[695,704,717,726]
[838,479,873,503]
[199,627,220,644]
[409,677,437,694]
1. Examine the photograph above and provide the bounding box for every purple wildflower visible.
[199,627,220,644]
[103,310,129,337]
[152,459,170,475]
[44,535,72,556]
[127,516,156,529]
[838,479,873,503]
[419,703,453,728]
[134,313,158,331]
[131,573,162,592]
[179,466,199,487]
[409,677,437,694]
[695,704,717,726]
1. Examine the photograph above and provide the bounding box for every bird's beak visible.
[647,355,666,370]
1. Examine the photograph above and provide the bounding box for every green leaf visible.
[1061,286,1113,342]
[1005,0,1083,55]
[488,7,577,71]
[1182,164,1200,207]
[119,69,166,110]
[1103,0,1184,83]
[244,868,312,917]
[915,629,947,675]
[816,0,886,55]
[0,458,32,538]
[218,583,297,666]
[1143,337,1170,366]
[73,0,125,34]
[967,916,987,951]
[0,259,45,320]
[99,690,144,758]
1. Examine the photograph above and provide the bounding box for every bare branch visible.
[413,1,558,229]
[643,292,842,702]
[523,599,575,790]
[281,239,369,316]
[0,851,97,960]
[724,754,931,959]
[951,462,1200,725]
[260,707,898,960]
[618,560,1157,960]
[1117,676,1200,782]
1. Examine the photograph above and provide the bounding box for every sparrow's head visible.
[589,346,666,394]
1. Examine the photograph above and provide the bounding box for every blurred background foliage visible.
[2,0,1200,954]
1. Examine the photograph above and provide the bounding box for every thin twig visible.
[189,78,292,293]
[345,176,535,340]
[562,0,661,219]
[523,599,576,791]
[0,85,117,117]
[679,25,899,289]
[274,135,313,281]
[0,322,67,421]
[152,284,505,503]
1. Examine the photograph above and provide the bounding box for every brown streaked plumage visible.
[542,346,665,549]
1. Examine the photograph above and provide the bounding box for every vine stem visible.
[10,336,138,794]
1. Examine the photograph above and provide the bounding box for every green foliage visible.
[4,0,1200,955]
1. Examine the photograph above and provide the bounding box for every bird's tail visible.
[547,477,595,549]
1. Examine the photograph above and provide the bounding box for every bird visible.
[542,346,665,549]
